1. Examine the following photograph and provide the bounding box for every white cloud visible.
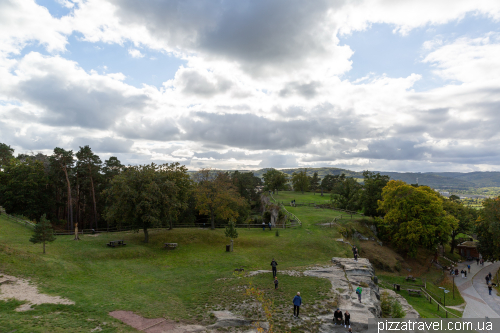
[128,48,144,58]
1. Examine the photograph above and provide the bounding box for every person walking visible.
[262,222,266,231]
[486,275,490,285]
[344,310,351,328]
[455,268,459,276]
[270,258,278,277]
[293,292,302,318]
[356,286,362,303]
[333,308,343,325]
[488,283,493,295]
[477,258,480,265]
[468,264,471,273]
[274,276,279,290]
[461,270,465,278]
[354,253,358,262]
[464,270,467,278]
[268,222,272,231]
[489,272,492,280]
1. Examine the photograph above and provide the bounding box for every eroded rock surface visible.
[381,289,420,319]
[304,257,381,332]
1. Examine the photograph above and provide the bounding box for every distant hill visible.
[247,168,500,190]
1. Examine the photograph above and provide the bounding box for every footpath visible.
[453,260,500,318]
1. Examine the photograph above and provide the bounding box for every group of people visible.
[270,257,360,331]
[476,258,485,265]
[334,308,352,331]
[262,221,272,231]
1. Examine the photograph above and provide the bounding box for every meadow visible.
[0,197,351,332]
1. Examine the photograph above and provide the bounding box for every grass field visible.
[0,198,352,332]
[0,191,468,330]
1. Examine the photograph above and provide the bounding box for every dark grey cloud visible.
[12,75,150,129]
[115,117,180,141]
[180,111,371,150]
[177,70,232,97]
[110,0,344,73]
[71,137,134,153]
[279,81,321,99]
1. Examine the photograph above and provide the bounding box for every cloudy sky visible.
[1,0,500,172]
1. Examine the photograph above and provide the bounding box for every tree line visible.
[0,143,261,242]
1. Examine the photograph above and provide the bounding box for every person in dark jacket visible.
[274,276,279,290]
[488,283,493,295]
[486,275,490,284]
[268,222,272,230]
[293,292,302,317]
[271,258,278,277]
[344,310,351,328]
[333,308,343,325]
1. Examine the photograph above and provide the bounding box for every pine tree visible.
[225,220,238,252]
[29,215,56,254]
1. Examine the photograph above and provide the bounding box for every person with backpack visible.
[344,310,351,328]
[270,258,278,277]
[356,286,362,303]
[293,292,302,318]
[467,264,471,273]
[333,308,343,325]
[488,283,493,295]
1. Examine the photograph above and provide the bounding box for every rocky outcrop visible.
[304,258,381,332]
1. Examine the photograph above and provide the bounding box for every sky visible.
[1,0,500,172]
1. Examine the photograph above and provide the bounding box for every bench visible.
[107,240,126,247]
[164,243,178,250]
[408,289,421,296]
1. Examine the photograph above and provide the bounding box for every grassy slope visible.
[0,201,350,332]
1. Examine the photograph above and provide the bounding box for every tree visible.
[0,159,51,222]
[443,198,477,254]
[360,171,390,217]
[49,148,75,230]
[104,163,187,243]
[476,197,500,261]
[29,215,56,254]
[377,180,457,257]
[0,143,14,168]
[102,156,124,183]
[262,168,289,194]
[76,146,102,229]
[291,169,309,194]
[309,172,320,195]
[320,174,346,192]
[231,171,262,204]
[194,169,248,230]
[225,220,238,252]
[331,177,361,211]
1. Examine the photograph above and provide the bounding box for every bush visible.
[380,291,406,318]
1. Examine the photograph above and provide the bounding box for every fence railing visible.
[419,287,461,318]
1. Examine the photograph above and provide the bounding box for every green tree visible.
[476,197,500,261]
[0,159,51,222]
[443,198,477,254]
[309,172,320,195]
[194,169,248,230]
[360,171,390,217]
[29,215,56,254]
[320,174,346,192]
[76,145,102,229]
[331,177,361,211]
[225,220,238,252]
[49,148,75,230]
[262,168,289,194]
[104,163,188,243]
[291,169,309,194]
[0,143,14,168]
[231,171,262,204]
[377,180,457,257]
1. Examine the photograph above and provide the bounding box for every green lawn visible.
[0,207,350,332]
[271,191,332,205]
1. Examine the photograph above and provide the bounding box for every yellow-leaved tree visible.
[377,180,457,257]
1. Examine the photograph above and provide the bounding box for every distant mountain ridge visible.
[249,168,500,190]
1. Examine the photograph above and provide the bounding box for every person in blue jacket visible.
[293,292,302,318]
